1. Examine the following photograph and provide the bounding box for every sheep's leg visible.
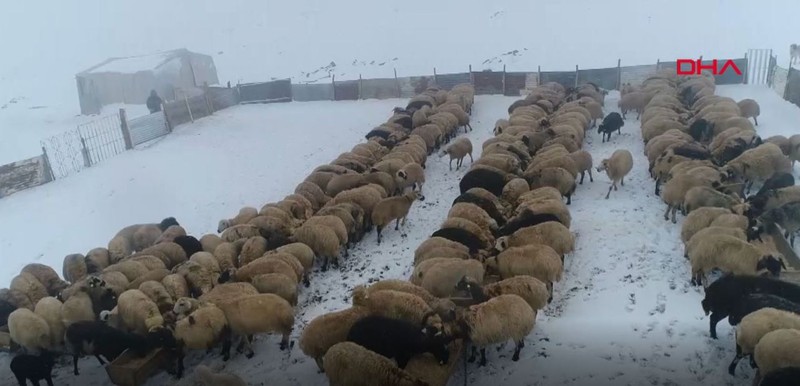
[303,272,310,287]
[664,204,672,221]
[395,218,401,231]
[605,184,613,199]
[244,335,255,359]
[376,226,383,245]
[176,350,186,379]
[236,335,246,353]
[512,339,524,361]
[588,168,593,182]
[72,354,81,376]
[468,153,474,163]
[728,345,744,375]
[468,123,473,131]
[671,206,679,224]
[478,348,487,367]
[45,374,54,386]
[467,345,477,363]
[315,357,325,373]
[221,327,232,361]
[449,158,453,171]
[620,177,624,186]
[321,255,329,272]
[579,171,585,184]
[709,312,725,339]
[754,116,758,126]
[401,215,408,227]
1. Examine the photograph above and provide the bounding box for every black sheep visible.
[172,235,204,259]
[701,274,800,339]
[597,112,624,143]
[406,100,433,111]
[65,321,157,375]
[758,366,800,386]
[0,299,14,326]
[713,137,749,165]
[346,315,450,369]
[753,172,795,198]
[159,217,180,231]
[727,293,800,326]
[10,351,55,386]
[365,128,392,141]
[670,144,711,160]
[391,115,413,130]
[430,227,483,254]
[496,210,562,237]
[688,119,713,143]
[452,193,506,227]
[459,168,507,197]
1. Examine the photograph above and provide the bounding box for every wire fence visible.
[77,114,127,166]
[40,129,86,179]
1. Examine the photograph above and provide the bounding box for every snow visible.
[86,52,172,74]
[4,86,798,386]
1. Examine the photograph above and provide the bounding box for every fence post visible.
[358,74,363,100]
[574,65,579,88]
[79,134,92,168]
[163,103,173,133]
[119,108,133,150]
[743,52,749,84]
[433,67,438,85]
[184,93,194,123]
[332,75,336,101]
[394,68,400,98]
[537,65,541,86]
[502,65,507,95]
[469,65,474,85]
[783,66,792,99]
[41,146,55,182]
[656,59,660,70]
[617,59,622,90]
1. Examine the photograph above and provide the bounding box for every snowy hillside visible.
[2,0,800,163]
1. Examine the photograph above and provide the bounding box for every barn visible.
[75,48,219,115]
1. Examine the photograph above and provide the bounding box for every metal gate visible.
[746,49,773,85]
[129,112,169,146]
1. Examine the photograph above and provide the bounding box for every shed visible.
[76,49,219,115]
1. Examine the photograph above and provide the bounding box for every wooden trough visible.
[105,348,169,386]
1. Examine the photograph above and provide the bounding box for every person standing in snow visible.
[146,90,163,114]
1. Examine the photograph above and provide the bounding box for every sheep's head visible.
[159,217,180,231]
[350,285,367,306]
[421,325,450,366]
[756,255,786,277]
[217,219,231,233]
[87,275,105,288]
[173,297,196,315]
[746,219,766,242]
[595,159,610,173]
[494,236,510,252]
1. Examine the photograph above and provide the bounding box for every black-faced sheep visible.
[689,234,785,287]
[497,210,564,237]
[597,112,624,143]
[346,315,450,369]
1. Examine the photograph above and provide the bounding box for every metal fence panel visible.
[41,129,86,179]
[433,73,471,91]
[784,67,800,109]
[208,87,239,110]
[620,64,658,88]
[129,112,169,146]
[772,65,789,97]
[76,114,126,167]
[360,78,399,99]
[712,58,747,85]
[334,80,359,101]
[577,67,619,90]
[238,79,292,103]
[472,71,503,95]
[291,84,333,101]
[504,72,527,96]
[398,76,434,98]
[539,71,577,90]
[0,155,52,198]
[747,49,774,85]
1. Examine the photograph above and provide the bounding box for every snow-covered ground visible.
[3,0,800,164]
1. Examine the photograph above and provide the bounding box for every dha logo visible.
[676,59,742,76]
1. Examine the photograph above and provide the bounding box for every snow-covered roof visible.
[79,48,201,75]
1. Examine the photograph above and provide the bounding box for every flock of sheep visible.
[2,67,800,386]
[622,69,800,384]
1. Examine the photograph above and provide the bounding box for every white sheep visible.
[752,328,800,381]
[688,234,786,287]
[396,162,425,194]
[117,289,163,334]
[728,307,800,375]
[34,297,65,348]
[485,244,562,296]
[323,341,429,386]
[440,137,473,170]
[450,294,536,366]
[217,293,294,357]
[495,221,575,258]
[8,308,51,352]
[371,191,425,244]
[596,149,634,199]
